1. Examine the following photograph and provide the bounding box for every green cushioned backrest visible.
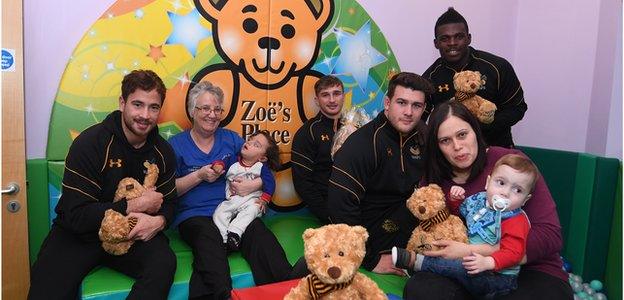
[567,153,596,277]
[26,159,50,265]
[519,146,621,284]
[517,146,579,251]
[604,163,622,300]
[582,156,620,282]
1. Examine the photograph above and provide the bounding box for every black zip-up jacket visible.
[53,110,177,241]
[291,112,340,223]
[423,47,527,147]
[328,112,425,270]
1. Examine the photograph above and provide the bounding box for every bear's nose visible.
[470,83,476,89]
[418,206,426,214]
[327,266,341,279]
[258,36,281,50]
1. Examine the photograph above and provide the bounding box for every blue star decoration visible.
[166,9,211,57]
[333,20,387,92]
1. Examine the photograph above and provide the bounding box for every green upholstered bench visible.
[25,159,408,299]
[26,145,622,299]
[518,146,622,299]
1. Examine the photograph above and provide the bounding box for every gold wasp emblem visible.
[382,219,399,233]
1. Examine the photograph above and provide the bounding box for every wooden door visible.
[2,0,31,298]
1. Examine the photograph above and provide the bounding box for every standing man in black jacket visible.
[328,72,433,275]
[423,7,527,148]
[291,75,344,223]
[29,70,178,300]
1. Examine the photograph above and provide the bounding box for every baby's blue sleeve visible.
[259,164,276,197]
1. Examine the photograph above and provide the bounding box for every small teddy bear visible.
[452,70,497,124]
[98,161,159,255]
[285,224,387,300]
[406,184,468,254]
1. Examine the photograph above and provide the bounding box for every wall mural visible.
[47,0,400,209]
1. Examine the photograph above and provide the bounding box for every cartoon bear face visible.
[303,224,368,284]
[407,184,447,220]
[453,70,485,94]
[196,0,332,87]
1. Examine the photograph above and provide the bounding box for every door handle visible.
[1,182,20,195]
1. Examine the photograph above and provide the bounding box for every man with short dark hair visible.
[29,70,177,300]
[291,75,345,223]
[328,72,433,274]
[423,7,527,148]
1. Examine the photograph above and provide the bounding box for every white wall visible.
[357,0,519,75]
[605,2,623,159]
[512,0,601,153]
[24,0,114,159]
[23,0,622,159]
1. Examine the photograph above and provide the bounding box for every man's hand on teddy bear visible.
[127,213,166,241]
[449,186,466,201]
[462,252,495,274]
[372,253,407,276]
[126,188,163,215]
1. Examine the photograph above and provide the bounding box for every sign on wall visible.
[2,48,16,72]
[47,0,400,209]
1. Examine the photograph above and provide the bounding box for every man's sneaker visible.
[226,232,241,252]
[391,246,412,269]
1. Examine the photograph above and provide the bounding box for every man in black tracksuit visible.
[29,70,178,300]
[328,72,433,273]
[423,8,527,148]
[291,75,344,223]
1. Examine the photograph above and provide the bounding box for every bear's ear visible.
[194,0,226,21]
[352,226,369,244]
[303,228,317,242]
[304,0,333,29]
[453,72,460,80]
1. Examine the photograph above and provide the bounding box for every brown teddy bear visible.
[285,224,387,300]
[452,70,497,124]
[406,184,468,254]
[98,161,159,255]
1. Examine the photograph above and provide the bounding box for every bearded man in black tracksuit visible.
[328,72,433,274]
[291,75,344,224]
[29,70,178,300]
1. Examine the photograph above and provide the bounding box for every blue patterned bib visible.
[460,192,522,245]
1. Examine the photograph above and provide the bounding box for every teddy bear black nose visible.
[418,206,426,214]
[258,36,281,50]
[470,83,476,89]
[327,266,341,279]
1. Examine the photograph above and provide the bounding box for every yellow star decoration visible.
[147,44,166,63]
[69,129,81,141]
